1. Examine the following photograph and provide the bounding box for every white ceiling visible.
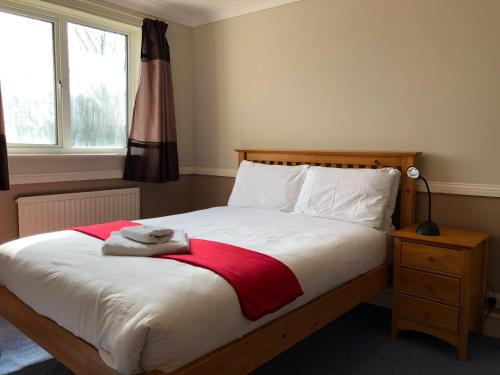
[151,0,248,14]
[105,0,303,27]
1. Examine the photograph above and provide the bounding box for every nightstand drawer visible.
[400,267,460,305]
[401,242,462,275]
[399,294,459,333]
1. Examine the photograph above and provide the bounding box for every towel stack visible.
[102,225,190,256]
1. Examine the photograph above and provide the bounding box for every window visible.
[68,23,128,148]
[0,12,57,145]
[0,2,139,153]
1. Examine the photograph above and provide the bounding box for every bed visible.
[0,149,420,375]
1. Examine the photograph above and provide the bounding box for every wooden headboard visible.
[236,149,422,228]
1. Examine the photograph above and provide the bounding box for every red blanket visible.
[158,239,304,320]
[71,221,304,320]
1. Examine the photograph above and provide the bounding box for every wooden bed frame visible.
[0,149,421,375]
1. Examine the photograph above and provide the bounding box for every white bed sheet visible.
[0,207,390,374]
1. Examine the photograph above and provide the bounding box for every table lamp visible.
[407,166,440,236]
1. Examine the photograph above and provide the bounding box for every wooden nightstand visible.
[390,225,490,360]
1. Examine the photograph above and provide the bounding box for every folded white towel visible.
[121,225,174,244]
[102,230,190,257]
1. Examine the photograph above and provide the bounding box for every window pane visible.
[0,11,56,145]
[68,23,127,148]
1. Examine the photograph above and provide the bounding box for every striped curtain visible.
[0,83,9,191]
[124,19,179,182]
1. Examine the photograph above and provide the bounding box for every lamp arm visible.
[419,176,432,222]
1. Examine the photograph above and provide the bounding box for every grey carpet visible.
[0,317,70,375]
[1,304,500,375]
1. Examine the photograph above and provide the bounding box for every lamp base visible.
[416,220,440,236]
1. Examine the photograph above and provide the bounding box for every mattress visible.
[0,207,390,374]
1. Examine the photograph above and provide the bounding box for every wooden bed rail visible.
[0,286,120,375]
[0,262,391,375]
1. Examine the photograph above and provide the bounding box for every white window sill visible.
[8,153,126,160]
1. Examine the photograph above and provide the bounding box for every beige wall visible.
[192,0,500,185]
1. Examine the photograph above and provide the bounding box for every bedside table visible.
[390,225,490,360]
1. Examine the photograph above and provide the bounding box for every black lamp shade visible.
[416,220,440,236]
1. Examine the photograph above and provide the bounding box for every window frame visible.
[0,0,140,155]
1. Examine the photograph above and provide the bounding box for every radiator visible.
[17,188,140,237]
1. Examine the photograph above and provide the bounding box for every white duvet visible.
[0,207,389,374]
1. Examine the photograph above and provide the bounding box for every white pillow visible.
[294,167,401,229]
[228,160,308,212]
[382,169,402,231]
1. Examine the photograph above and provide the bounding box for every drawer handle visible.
[425,255,434,262]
